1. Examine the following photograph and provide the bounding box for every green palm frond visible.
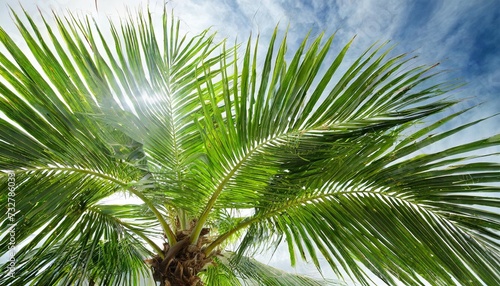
[0,8,222,284]
[1,202,153,285]
[197,27,499,286]
[199,252,348,286]
[0,7,499,286]
[216,110,500,285]
[199,256,243,286]
[193,30,453,216]
[196,29,452,223]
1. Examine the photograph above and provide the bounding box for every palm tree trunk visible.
[149,224,212,286]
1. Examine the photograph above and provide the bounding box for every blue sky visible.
[1,0,499,285]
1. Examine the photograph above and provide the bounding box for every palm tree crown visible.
[0,8,499,286]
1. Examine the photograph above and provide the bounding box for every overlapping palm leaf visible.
[0,7,499,286]
[201,252,346,286]
[196,28,500,286]
[0,8,223,285]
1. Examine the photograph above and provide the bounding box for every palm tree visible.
[0,8,499,286]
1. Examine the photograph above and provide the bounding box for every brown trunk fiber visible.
[146,224,214,286]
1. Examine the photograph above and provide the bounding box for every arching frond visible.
[0,8,224,285]
[197,28,499,286]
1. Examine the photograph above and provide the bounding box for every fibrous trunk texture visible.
[146,223,213,286]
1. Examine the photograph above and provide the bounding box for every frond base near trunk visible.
[146,225,214,286]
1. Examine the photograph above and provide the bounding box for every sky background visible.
[1,0,499,285]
